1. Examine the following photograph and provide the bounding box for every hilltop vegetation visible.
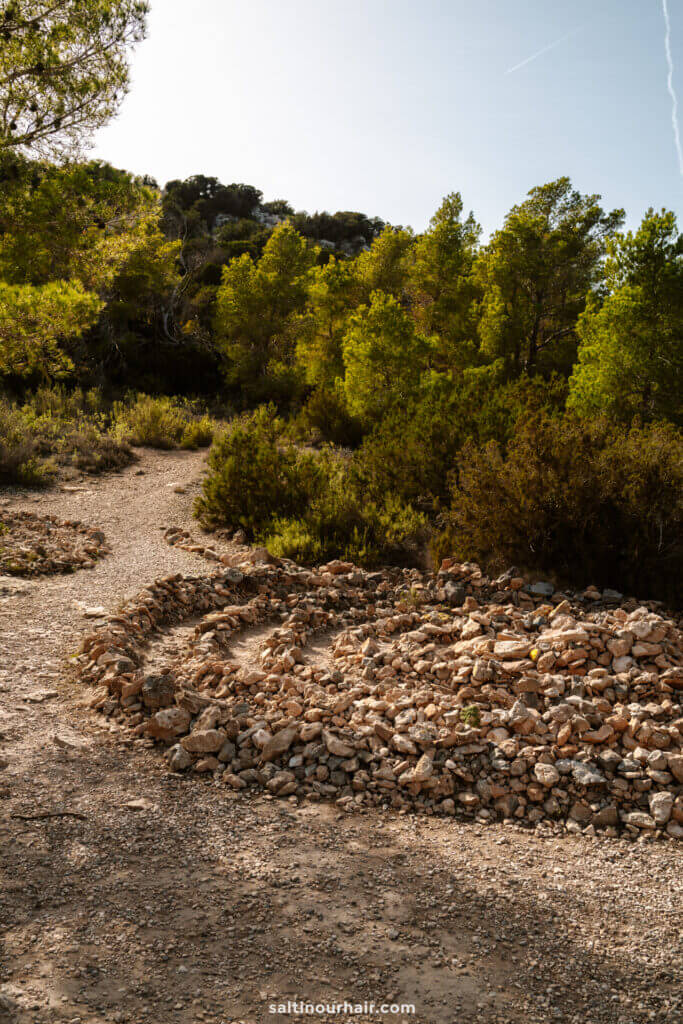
[0,0,681,603]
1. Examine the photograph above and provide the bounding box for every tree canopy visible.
[569,209,683,424]
[477,178,624,377]
[0,0,148,158]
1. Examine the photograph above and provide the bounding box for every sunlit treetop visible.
[0,0,148,159]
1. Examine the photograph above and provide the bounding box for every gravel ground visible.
[0,449,680,1024]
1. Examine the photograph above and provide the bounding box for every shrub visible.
[115,394,187,448]
[353,373,567,510]
[1,388,135,486]
[0,400,40,483]
[196,407,426,566]
[180,415,215,450]
[434,414,682,604]
[115,394,216,449]
[260,452,426,567]
[26,385,105,419]
[260,517,324,564]
[1,387,217,486]
[65,425,133,473]
[297,385,364,447]
[195,406,320,534]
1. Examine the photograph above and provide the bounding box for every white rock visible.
[534,763,560,787]
[649,791,674,825]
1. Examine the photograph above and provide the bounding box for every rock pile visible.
[76,554,683,840]
[0,510,109,576]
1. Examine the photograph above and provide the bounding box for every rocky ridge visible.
[73,531,683,840]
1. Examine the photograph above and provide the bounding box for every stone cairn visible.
[76,533,682,840]
[0,510,109,577]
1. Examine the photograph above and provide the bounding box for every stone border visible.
[75,553,682,840]
[0,510,109,577]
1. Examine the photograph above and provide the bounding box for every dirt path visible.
[0,451,680,1024]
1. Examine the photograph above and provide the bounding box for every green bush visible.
[0,400,41,483]
[195,406,426,566]
[115,394,216,449]
[65,425,133,473]
[261,517,325,563]
[0,387,218,488]
[353,373,567,510]
[435,414,682,604]
[260,453,427,566]
[26,385,105,419]
[180,415,215,449]
[195,406,320,533]
[114,394,186,448]
[1,392,129,485]
[297,385,364,447]
[17,387,134,480]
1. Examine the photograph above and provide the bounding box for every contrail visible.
[662,0,683,177]
[505,27,580,75]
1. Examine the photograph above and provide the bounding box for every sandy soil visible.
[0,450,680,1024]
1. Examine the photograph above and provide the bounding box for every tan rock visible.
[583,724,614,744]
[649,791,674,824]
[261,726,298,762]
[147,707,191,740]
[180,728,227,753]
[667,754,683,783]
[322,729,355,758]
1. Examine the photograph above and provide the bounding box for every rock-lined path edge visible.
[0,449,681,1024]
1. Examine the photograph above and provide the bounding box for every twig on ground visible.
[10,811,87,822]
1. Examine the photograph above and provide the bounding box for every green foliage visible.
[0,157,185,388]
[294,257,360,388]
[0,158,158,287]
[90,213,182,374]
[261,486,425,568]
[0,386,133,484]
[0,0,148,159]
[353,372,568,509]
[290,209,384,250]
[435,414,683,604]
[195,406,319,533]
[114,394,185,448]
[0,387,219,486]
[195,407,426,566]
[214,223,316,402]
[409,192,481,369]
[569,209,683,424]
[355,226,414,299]
[477,178,624,377]
[297,384,364,447]
[460,705,481,728]
[63,422,133,473]
[162,177,263,236]
[261,516,325,564]
[114,394,215,449]
[262,199,294,217]
[179,414,216,450]
[342,291,431,424]
[0,398,47,483]
[260,449,426,567]
[0,157,679,604]
[0,279,101,380]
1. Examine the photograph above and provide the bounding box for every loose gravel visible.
[0,450,680,1024]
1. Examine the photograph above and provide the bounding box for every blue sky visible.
[92,0,683,237]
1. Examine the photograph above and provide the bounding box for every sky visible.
[92,0,683,237]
